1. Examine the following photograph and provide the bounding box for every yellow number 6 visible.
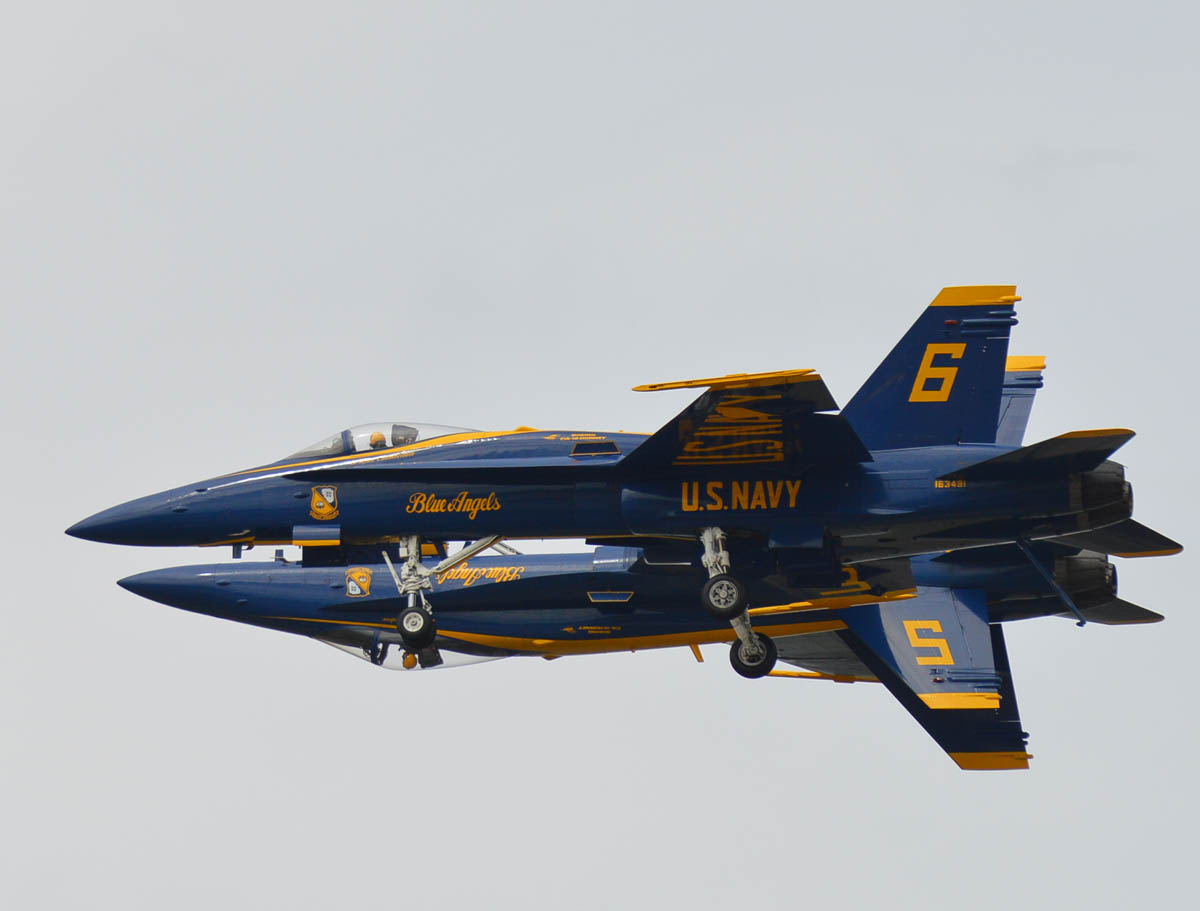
[909,343,966,402]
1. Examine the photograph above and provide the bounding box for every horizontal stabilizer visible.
[1076,598,1163,625]
[940,429,1135,482]
[625,371,871,470]
[1047,518,1182,558]
[837,588,1032,769]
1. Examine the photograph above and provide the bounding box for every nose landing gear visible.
[699,527,777,679]
[381,533,508,669]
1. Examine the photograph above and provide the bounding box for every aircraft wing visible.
[830,587,1031,769]
[624,369,871,470]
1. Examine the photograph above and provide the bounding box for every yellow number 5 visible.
[909,343,966,402]
[903,619,955,666]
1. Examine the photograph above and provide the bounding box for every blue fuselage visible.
[67,430,1126,561]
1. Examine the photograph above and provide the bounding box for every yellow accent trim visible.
[919,692,1001,710]
[437,620,847,656]
[768,670,878,683]
[689,644,704,663]
[200,536,256,547]
[633,369,820,393]
[1112,547,1183,558]
[1005,355,1046,372]
[747,588,918,616]
[228,428,543,477]
[928,285,1019,307]
[291,538,340,547]
[1056,428,1134,439]
[950,751,1032,771]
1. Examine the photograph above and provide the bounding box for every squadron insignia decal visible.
[345,567,372,598]
[310,486,339,520]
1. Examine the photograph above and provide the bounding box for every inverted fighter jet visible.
[68,286,1176,684]
[115,532,1172,770]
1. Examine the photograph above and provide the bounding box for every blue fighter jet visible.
[111,350,1180,769]
[70,286,1179,696]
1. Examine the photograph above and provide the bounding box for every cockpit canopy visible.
[286,422,476,460]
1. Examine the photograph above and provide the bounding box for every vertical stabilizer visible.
[841,286,1019,450]
[996,356,1045,446]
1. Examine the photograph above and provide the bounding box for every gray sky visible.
[4,3,1197,908]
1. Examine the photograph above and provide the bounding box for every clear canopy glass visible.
[285,422,476,460]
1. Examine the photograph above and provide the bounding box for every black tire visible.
[398,607,436,649]
[701,574,747,619]
[729,632,777,679]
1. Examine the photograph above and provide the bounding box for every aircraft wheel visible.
[702,574,747,619]
[398,607,436,649]
[729,633,777,679]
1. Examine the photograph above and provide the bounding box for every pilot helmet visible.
[369,431,387,449]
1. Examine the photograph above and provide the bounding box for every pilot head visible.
[369,431,388,450]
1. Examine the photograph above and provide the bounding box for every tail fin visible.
[997,356,1046,446]
[838,588,1032,770]
[841,286,1020,450]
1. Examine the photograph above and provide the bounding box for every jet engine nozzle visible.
[1054,553,1118,607]
[1079,461,1128,509]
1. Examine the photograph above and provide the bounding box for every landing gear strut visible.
[381,533,509,668]
[699,527,777,679]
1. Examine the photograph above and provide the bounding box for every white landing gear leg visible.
[382,534,508,668]
[383,536,440,666]
[699,527,777,679]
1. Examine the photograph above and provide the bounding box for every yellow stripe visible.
[291,539,340,547]
[226,428,543,477]
[1056,428,1134,439]
[950,751,1032,770]
[633,369,819,392]
[919,692,1001,710]
[768,670,878,683]
[748,588,917,616]
[437,620,847,656]
[1112,547,1182,558]
[1005,355,1046,372]
[928,285,1019,307]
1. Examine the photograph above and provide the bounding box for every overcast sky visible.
[4,3,1197,908]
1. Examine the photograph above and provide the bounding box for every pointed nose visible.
[117,567,197,606]
[66,490,190,545]
[116,565,237,616]
[66,503,138,543]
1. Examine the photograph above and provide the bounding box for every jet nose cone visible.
[66,509,119,542]
[66,491,186,546]
[117,567,214,611]
[117,568,184,603]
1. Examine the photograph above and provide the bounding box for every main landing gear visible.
[699,527,777,679]
[380,533,506,668]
